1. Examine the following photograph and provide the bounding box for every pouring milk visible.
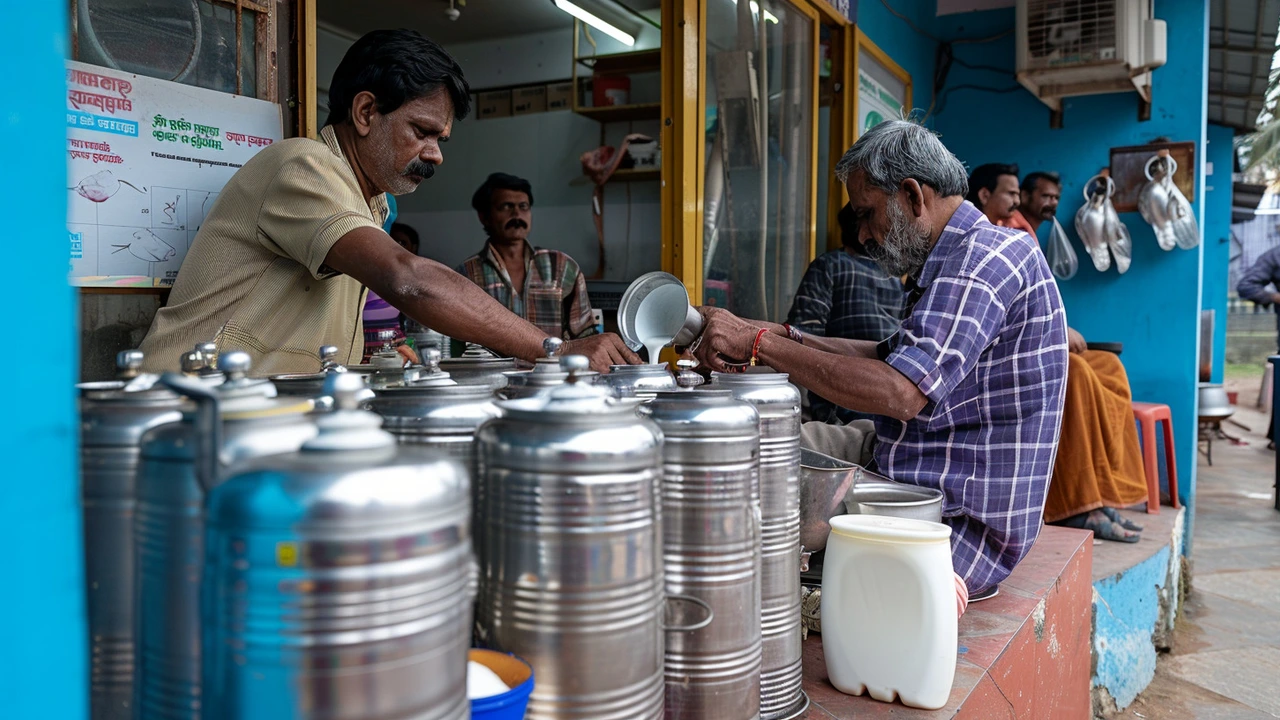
[633,283,691,364]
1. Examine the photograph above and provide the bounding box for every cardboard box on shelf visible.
[513,85,547,116]
[547,82,574,111]
[476,90,511,119]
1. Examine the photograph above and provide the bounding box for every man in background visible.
[457,172,599,340]
[967,163,1036,235]
[786,203,904,423]
[1019,171,1061,228]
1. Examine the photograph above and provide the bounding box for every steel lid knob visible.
[560,354,590,382]
[325,371,367,411]
[180,351,204,375]
[217,351,252,381]
[423,347,442,370]
[117,349,145,376]
[543,337,564,359]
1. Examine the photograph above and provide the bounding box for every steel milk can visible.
[711,372,807,720]
[598,363,677,399]
[79,351,183,720]
[639,389,763,720]
[477,355,666,720]
[202,372,474,720]
[134,351,317,720]
[440,343,519,390]
[268,345,348,398]
[499,337,568,399]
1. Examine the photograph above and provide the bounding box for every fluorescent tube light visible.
[553,0,636,47]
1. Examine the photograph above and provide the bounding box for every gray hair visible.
[834,120,969,198]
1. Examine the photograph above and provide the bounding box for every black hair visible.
[325,29,471,128]
[836,203,866,254]
[965,163,1020,206]
[389,222,419,250]
[1021,171,1062,194]
[471,172,534,214]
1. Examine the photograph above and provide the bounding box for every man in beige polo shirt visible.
[140,29,637,375]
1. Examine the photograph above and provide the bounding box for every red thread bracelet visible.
[782,323,803,343]
[749,328,770,367]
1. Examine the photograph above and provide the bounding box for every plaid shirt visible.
[456,240,598,340]
[874,201,1068,595]
[787,249,904,423]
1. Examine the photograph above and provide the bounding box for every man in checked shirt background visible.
[694,120,1069,613]
[457,172,600,342]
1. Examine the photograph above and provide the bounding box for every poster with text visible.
[66,60,282,287]
[856,67,904,136]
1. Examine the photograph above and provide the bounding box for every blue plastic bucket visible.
[469,649,534,719]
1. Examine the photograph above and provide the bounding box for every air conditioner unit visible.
[1016,0,1167,111]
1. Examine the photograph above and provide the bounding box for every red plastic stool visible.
[1131,402,1181,513]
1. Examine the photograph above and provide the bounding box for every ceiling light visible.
[553,0,636,46]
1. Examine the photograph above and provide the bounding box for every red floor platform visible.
[802,525,1095,719]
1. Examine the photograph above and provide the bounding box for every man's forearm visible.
[755,333,925,421]
[794,334,880,359]
[386,256,548,362]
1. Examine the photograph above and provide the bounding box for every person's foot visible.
[1054,509,1140,543]
[1100,506,1143,532]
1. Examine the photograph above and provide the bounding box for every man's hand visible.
[692,306,766,373]
[396,343,419,366]
[1067,327,1087,354]
[563,333,641,373]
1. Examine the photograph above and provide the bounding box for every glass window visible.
[702,0,815,323]
[76,0,258,97]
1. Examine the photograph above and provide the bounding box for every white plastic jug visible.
[821,514,957,710]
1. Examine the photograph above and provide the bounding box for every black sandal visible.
[1054,510,1140,543]
[1100,507,1143,532]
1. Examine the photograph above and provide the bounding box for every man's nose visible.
[421,143,443,166]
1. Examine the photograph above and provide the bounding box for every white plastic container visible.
[821,514,957,710]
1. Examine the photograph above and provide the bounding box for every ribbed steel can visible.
[78,351,183,720]
[440,343,519,390]
[711,372,807,719]
[134,353,316,720]
[640,389,763,720]
[202,373,473,719]
[598,364,677,399]
[477,356,665,720]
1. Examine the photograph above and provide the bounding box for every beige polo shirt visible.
[139,126,389,375]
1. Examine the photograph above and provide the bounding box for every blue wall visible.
[0,3,86,716]
[853,0,938,121]
[1203,123,1235,383]
[929,0,1208,521]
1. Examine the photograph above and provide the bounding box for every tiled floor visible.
[1116,384,1280,720]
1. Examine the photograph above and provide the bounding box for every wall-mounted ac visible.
[1016,0,1167,112]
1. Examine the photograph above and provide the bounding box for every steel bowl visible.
[847,482,944,523]
[799,448,859,552]
[1198,382,1234,420]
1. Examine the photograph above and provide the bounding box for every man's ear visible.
[901,178,927,219]
[977,186,991,208]
[350,91,378,137]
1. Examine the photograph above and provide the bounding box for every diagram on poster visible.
[66,60,281,286]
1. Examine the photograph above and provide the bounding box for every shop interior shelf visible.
[575,48,661,76]
[573,102,662,123]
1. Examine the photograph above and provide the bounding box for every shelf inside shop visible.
[575,48,661,76]
[573,102,662,123]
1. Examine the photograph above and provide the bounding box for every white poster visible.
[65,60,282,287]
[857,67,904,136]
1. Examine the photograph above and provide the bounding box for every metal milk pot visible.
[134,352,317,720]
[440,343,519,390]
[640,389,763,720]
[599,363,677,399]
[79,351,183,720]
[202,373,473,720]
[476,356,666,720]
[711,372,807,720]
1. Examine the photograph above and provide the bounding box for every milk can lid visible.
[303,373,396,451]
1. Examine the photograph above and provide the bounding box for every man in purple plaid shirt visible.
[695,121,1068,608]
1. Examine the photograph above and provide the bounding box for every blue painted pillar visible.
[1203,123,1235,383]
[0,3,86,717]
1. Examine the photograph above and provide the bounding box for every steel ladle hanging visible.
[1075,174,1114,273]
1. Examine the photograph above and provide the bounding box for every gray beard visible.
[865,199,932,278]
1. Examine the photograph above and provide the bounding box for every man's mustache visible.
[505,219,528,230]
[404,159,435,180]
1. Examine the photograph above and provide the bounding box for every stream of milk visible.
[634,284,689,365]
